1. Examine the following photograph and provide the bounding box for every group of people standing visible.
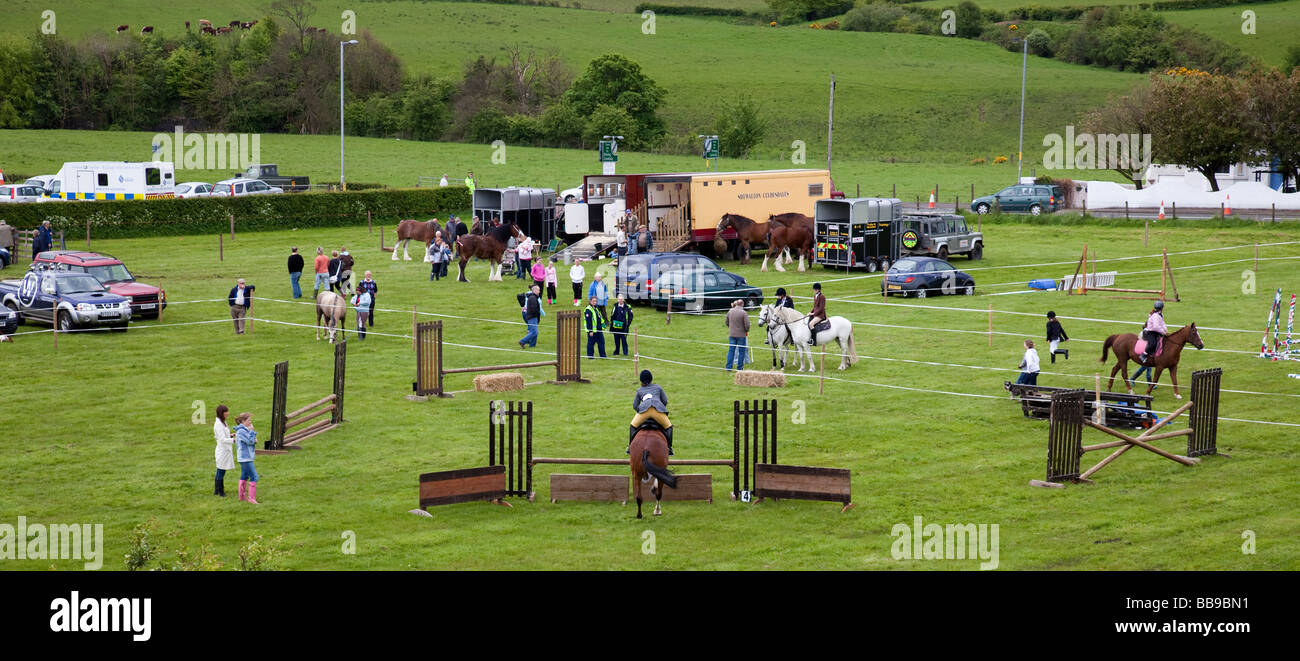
[426,215,468,282]
[286,246,355,299]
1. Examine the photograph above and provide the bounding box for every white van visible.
[49,161,176,201]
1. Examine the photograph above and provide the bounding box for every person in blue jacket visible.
[234,412,260,504]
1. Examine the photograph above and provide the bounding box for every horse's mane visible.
[486,222,517,242]
[720,213,758,228]
[767,304,803,322]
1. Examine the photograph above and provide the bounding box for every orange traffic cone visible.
[1224,194,1231,216]
[0,169,5,184]
[927,190,935,209]
[1157,200,1165,220]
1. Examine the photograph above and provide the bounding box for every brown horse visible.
[630,426,677,518]
[315,291,347,343]
[455,221,524,282]
[1100,323,1204,398]
[392,218,442,261]
[768,213,814,265]
[715,213,770,266]
[767,223,813,272]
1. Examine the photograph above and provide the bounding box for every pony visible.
[715,213,770,267]
[315,291,347,343]
[768,212,814,265]
[455,221,524,282]
[758,304,858,370]
[766,223,813,272]
[629,425,677,519]
[391,218,442,261]
[1100,323,1204,398]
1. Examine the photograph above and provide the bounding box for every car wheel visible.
[747,295,759,309]
[5,302,21,325]
[915,287,928,299]
[880,258,890,272]
[58,311,74,332]
[866,259,878,273]
[938,246,949,260]
[1029,204,1043,216]
[971,243,983,260]
[976,203,990,214]
[963,283,975,296]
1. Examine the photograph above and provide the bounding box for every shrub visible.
[767,0,854,24]
[238,534,287,571]
[715,94,769,158]
[124,519,158,571]
[970,157,987,165]
[1026,28,1053,57]
[994,155,1008,164]
[466,107,510,143]
[824,20,840,30]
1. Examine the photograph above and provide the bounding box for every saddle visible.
[635,420,664,432]
[1134,336,1164,363]
[811,320,831,335]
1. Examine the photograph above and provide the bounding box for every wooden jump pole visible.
[1093,374,1103,426]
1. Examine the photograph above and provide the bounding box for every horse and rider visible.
[758,283,858,371]
[627,369,677,518]
[1100,299,1204,398]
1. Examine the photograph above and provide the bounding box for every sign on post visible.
[702,137,719,160]
[599,140,618,163]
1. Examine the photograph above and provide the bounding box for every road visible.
[899,202,1300,222]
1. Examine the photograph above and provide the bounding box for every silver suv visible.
[898,213,984,260]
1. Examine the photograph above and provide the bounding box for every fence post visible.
[1171,201,1176,219]
[1125,201,1129,220]
[955,196,959,213]
[892,183,896,198]
[1272,203,1276,223]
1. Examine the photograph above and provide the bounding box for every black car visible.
[617,251,722,303]
[0,304,16,334]
[881,257,975,298]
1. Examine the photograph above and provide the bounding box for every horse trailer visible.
[473,187,557,244]
[813,197,903,272]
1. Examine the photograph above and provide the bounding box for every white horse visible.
[758,305,813,371]
[315,291,347,343]
[758,304,858,371]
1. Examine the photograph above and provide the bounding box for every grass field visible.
[2,216,1298,570]
[2,0,1143,163]
[1160,0,1300,68]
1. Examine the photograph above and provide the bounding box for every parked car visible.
[210,178,283,197]
[617,251,723,303]
[0,303,16,335]
[0,247,10,269]
[560,185,583,203]
[32,251,166,318]
[898,213,984,260]
[231,164,309,192]
[970,184,1063,215]
[649,268,763,312]
[0,267,132,332]
[881,257,976,298]
[0,185,46,204]
[175,182,215,198]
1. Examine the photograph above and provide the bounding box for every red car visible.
[32,251,167,318]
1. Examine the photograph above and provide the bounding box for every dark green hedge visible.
[0,187,471,239]
[634,3,761,17]
[1002,0,1277,22]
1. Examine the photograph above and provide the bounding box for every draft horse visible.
[391,218,442,261]
[315,291,347,343]
[767,223,813,272]
[455,221,524,282]
[629,425,677,518]
[1100,323,1204,398]
[714,213,771,267]
[768,212,814,265]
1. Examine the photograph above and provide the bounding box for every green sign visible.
[599,140,618,163]
[703,137,719,160]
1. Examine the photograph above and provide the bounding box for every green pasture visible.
[1,216,1298,570]
[1,0,1143,162]
[1159,0,1300,68]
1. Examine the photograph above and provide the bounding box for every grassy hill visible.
[3,0,1143,165]
[1160,0,1300,68]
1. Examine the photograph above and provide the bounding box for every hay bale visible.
[474,372,525,392]
[734,370,786,388]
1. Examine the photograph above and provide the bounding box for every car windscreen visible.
[83,264,134,282]
[891,259,920,273]
[56,275,107,294]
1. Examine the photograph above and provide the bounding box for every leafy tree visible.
[467,106,509,143]
[581,104,638,146]
[1146,72,1255,191]
[956,1,984,39]
[841,3,904,32]
[1246,68,1300,191]
[401,76,454,141]
[714,94,768,158]
[1080,84,1153,188]
[766,0,854,23]
[564,54,665,149]
[540,101,584,148]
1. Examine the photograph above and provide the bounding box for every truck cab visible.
[1,266,133,332]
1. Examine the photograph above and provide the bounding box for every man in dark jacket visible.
[808,283,826,346]
[33,220,54,259]
[610,295,633,356]
[629,369,673,455]
[338,247,354,295]
[584,295,607,358]
[227,278,255,335]
[327,251,343,293]
[287,247,304,299]
[444,216,462,256]
[518,285,542,348]
[1046,310,1069,363]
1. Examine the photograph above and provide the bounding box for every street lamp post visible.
[1016,37,1028,183]
[339,39,359,191]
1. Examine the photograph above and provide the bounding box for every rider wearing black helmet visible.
[1140,299,1167,364]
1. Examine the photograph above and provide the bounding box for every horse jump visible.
[259,342,347,455]
[413,310,587,398]
[1030,368,1223,487]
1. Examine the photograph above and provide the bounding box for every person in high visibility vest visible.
[583,295,607,358]
[464,171,476,194]
[629,369,673,455]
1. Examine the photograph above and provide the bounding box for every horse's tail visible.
[641,450,677,489]
[845,327,859,364]
[1100,335,1117,363]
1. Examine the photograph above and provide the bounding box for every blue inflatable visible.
[1028,279,1058,291]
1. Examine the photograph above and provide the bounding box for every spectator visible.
[588,271,609,318]
[0,220,16,257]
[530,256,546,294]
[339,247,354,295]
[519,284,543,349]
[584,295,607,358]
[328,251,343,293]
[516,236,534,280]
[1016,339,1040,386]
[465,171,476,194]
[616,222,628,259]
[439,173,449,187]
[227,278,254,335]
[212,404,234,497]
[570,258,586,307]
[610,294,633,356]
[635,221,653,253]
[626,224,640,256]
[352,287,372,340]
[357,271,377,328]
[545,258,559,305]
[428,237,451,281]
[1046,310,1070,363]
[287,247,304,299]
[313,247,329,296]
[234,412,260,504]
[725,298,750,371]
[445,216,463,256]
[33,220,53,259]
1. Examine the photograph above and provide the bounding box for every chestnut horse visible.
[767,223,813,272]
[455,221,524,282]
[715,213,770,266]
[315,291,347,343]
[630,426,677,518]
[392,218,442,261]
[1100,323,1204,398]
[768,213,814,265]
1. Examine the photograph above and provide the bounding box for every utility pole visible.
[827,73,836,173]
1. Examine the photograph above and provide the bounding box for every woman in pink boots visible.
[233,412,261,504]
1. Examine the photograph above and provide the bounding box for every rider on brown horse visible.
[629,370,673,456]
[1139,300,1167,364]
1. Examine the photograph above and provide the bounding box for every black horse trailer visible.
[472,187,558,244]
[813,197,903,272]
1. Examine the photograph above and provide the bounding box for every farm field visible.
[1,0,1144,162]
[1,217,1297,570]
[1159,0,1300,68]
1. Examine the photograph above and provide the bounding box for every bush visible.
[767,0,854,23]
[539,101,585,148]
[842,3,905,32]
[124,519,158,571]
[1026,28,1053,57]
[715,94,769,158]
[238,534,287,571]
[634,3,753,17]
[466,107,510,143]
[0,187,471,239]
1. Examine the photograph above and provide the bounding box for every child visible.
[545,259,559,305]
[531,258,547,295]
[1016,340,1040,386]
[1046,311,1070,363]
[234,412,260,504]
[569,258,586,306]
[353,289,372,340]
[630,369,673,455]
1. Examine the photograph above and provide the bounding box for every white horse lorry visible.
[45,162,176,201]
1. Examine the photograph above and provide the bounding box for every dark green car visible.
[649,269,763,312]
[970,184,1063,215]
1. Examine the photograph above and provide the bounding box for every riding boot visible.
[627,425,636,454]
[1062,349,1069,360]
[1050,352,1056,364]
[665,426,674,456]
